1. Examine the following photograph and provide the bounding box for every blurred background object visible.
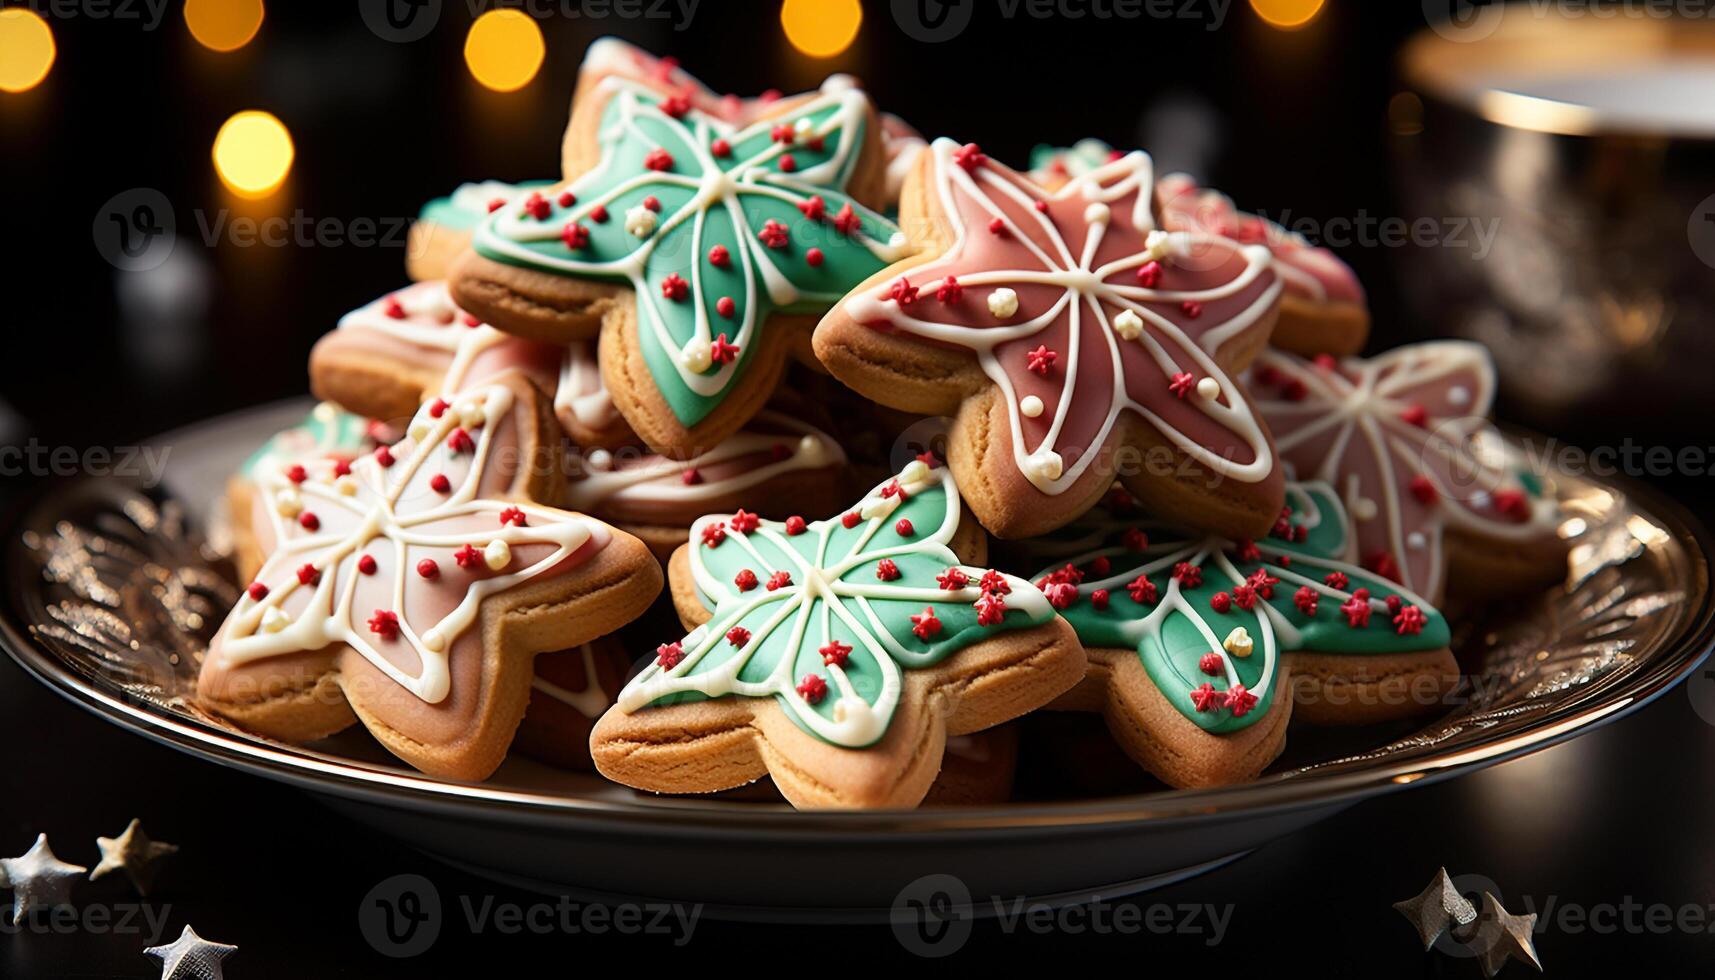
[1396,9,1715,447]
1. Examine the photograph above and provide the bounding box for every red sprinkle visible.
[936,276,963,303]
[374,446,395,468]
[656,642,685,669]
[777,153,797,173]
[937,568,969,590]
[841,512,861,529]
[1135,261,1162,287]
[368,610,400,640]
[796,674,828,704]
[1090,588,1111,610]
[430,473,451,494]
[416,558,439,579]
[708,244,731,268]
[642,195,661,212]
[1226,686,1258,717]
[709,333,741,364]
[660,272,690,301]
[974,593,1007,626]
[428,398,450,419]
[988,217,1007,236]
[820,641,851,667]
[1294,585,1318,615]
[895,519,915,537]
[832,204,861,236]
[1199,652,1224,675]
[561,223,591,249]
[1180,300,1203,319]
[454,544,483,569]
[797,196,827,222]
[1128,576,1158,604]
[716,296,736,318]
[731,509,760,534]
[1026,345,1057,375]
[1210,591,1233,613]
[726,626,751,647]
[805,247,824,267]
[357,554,377,575]
[785,516,808,535]
[1394,605,1428,635]
[298,512,320,531]
[701,522,728,547]
[952,143,987,172]
[889,277,920,305]
[1409,475,1440,506]
[735,569,759,592]
[758,219,790,249]
[644,148,674,171]
[876,559,901,581]
[500,506,527,526]
[1168,373,1196,399]
[1323,571,1349,590]
[767,571,793,591]
[558,191,577,208]
[711,138,731,158]
[246,582,269,601]
[296,564,320,586]
[1189,682,1226,713]
[286,464,307,484]
[1340,590,1373,628]
[911,607,943,640]
[589,204,609,223]
[447,429,475,454]
[1172,563,1203,588]
[1400,404,1429,428]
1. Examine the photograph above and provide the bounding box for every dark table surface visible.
[2,614,1712,977]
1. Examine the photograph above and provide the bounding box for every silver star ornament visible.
[92,819,179,895]
[1472,891,1543,977]
[0,833,87,920]
[145,925,239,980]
[1392,867,1478,949]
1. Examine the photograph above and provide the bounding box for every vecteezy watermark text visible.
[358,874,700,958]
[891,0,1233,42]
[359,0,701,42]
[0,441,171,486]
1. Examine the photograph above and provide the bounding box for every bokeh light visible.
[0,9,55,93]
[1250,0,1325,29]
[781,0,862,58]
[213,110,294,199]
[464,10,545,93]
[185,0,265,52]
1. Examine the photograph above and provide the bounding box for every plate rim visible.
[4,416,1713,837]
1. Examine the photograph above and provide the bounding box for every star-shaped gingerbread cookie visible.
[817,139,1285,540]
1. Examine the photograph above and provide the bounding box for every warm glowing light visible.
[0,9,55,93]
[781,0,862,58]
[464,9,545,93]
[1250,0,1325,29]
[185,0,265,52]
[213,110,294,199]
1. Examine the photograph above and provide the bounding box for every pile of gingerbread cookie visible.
[202,39,1569,808]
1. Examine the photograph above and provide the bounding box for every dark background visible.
[3,0,1714,975]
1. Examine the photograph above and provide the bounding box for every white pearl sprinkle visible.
[1407,532,1427,550]
[1020,395,1044,418]
[987,288,1019,319]
[1027,450,1063,481]
[1223,626,1253,658]
[624,205,657,238]
[1351,496,1379,522]
[1083,202,1110,225]
[681,340,713,373]
[1196,377,1221,400]
[408,421,430,442]
[261,607,291,633]
[335,476,358,496]
[274,488,302,518]
[1112,309,1143,341]
[484,539,512,571]
[1448,385,1471,407]
[586,449,613,471]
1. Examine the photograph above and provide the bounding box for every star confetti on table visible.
[91,819,179,896]
[0,834,87,921]
[1392,867,1478,950]
[472,58,905,430]
[144,925,239,980]
[1472,892,1543,977]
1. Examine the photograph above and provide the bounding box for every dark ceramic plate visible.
[2,400,1710,919]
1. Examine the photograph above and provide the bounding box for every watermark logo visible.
[892,0,975,41]
[1689,193,1715,270]
[360,0,443,42]
[890,874,973,957]
[1422,0,1505,42]
[93,188,175,272]
[359,874,443,958]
